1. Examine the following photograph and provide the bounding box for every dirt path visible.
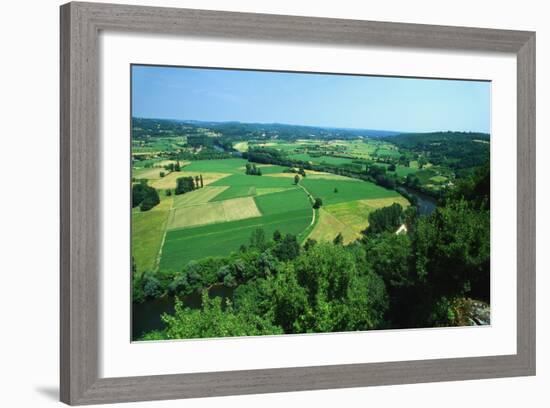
[154,197,174,272]
[297,182,316,227]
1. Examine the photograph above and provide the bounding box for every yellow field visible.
[133,168,164,180]
[131,194,173,275]
[150,171,230,189]
[305,173,361,181]
[307,196,410,244]
[324,200,373,235]
[156,160,191,167]
[308,208,360,244]
[263,172,299,179]
[233,141,249,152]
[361,196,410,209]
[222,196,262,220]
[173,186,228,208]
[262,169,357,181]
[167,196,261,230]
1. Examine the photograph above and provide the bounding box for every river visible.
[399,186,437,216]
[132,284,234,340]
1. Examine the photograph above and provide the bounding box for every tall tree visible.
[313,197,323,209]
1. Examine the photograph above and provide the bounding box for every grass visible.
[167,196,261,230]
[300,178,399,206]
[308,196,410,245]
[210,185,256,201]
[308,208,360,244]
[210,174,297,188]
[393,166,419,178]
[305,173,361,182]
[252,165,288,174]
[132,157,410,273]
[172,186,228,208]
[133,167,164,180]
[254,188,312,215]
[222,197,262,221]
[375,146,401,157]
[361,196,410,209]
[150,171,229,189]
[297,207,319,244]
[323,200,373,235]
[160,209,312,271]
[255,187,296,196]
[183,158,248,174]
[131,195,173,275]
[263,172,298,179]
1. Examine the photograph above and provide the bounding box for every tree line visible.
[245,163,262,176]
[175,174,204,195]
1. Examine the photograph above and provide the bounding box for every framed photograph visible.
[60,2,536,405]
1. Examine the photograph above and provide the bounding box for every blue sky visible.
[131,65,490,133]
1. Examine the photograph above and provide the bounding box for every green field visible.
[131,195,173,275]
[249,164,288,174]
[160,209,312,271]
[183,158,248,173]
[173,186,228,207]
[132,157,409,273]
[256,187,295,196]
[375,147,401,157]
[168,196,261,230]
[210,185,256,201]
[254,188,311,215]
[300,178,399,206]
[211,174,297,188]
[133,167,165,180]
[308,208,359,244]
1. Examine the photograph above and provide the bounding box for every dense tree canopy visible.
[365,203,404,234]
[175,176,196,195]
[132,182,160,211]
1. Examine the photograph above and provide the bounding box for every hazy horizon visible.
[132,65,491,134]
[131,116,491,135]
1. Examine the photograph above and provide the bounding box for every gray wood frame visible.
[60,2,536,405]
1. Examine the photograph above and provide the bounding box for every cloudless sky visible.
[131,65,490,133]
